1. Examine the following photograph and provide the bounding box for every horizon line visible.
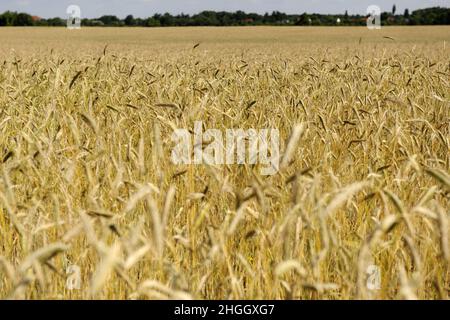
[1,6,448,20]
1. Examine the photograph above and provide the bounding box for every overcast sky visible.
[1,0,448,18]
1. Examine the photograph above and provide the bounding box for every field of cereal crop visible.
[0,26,449,299]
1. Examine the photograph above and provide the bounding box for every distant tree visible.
[124,14,135,26]
[159,13,174,26]
[216,12,231,26]
[309,14,320,25]
[98,15,120,26]
[176,13,190,26]
[392,4,397,15]
[192,11,219,26]
[133,17,142,26]
[295,13,310,25]
[46,17,65,26]
[0,11,16,26]
[145,17,160,27]
[381,12,389,25]
[16,13,33,26]
[404,9,409,18]
[235,10,246,21]
[0,11,34,26]
[34,18,48,26]
[270,11,287,24]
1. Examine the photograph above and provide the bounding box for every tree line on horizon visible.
[0,6,448,27]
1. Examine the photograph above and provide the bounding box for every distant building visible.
[336,18,341,24]
[32,16,42,22]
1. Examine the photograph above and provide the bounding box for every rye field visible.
[0,26,449,300]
